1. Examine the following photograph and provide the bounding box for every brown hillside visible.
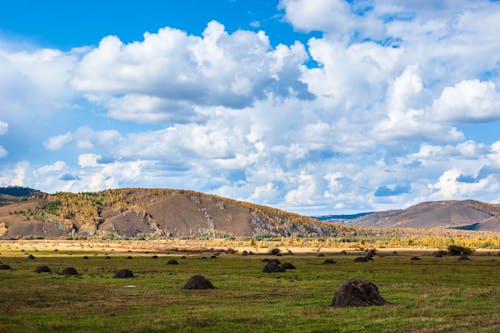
[0,188,363,239]
[346,200,500,232]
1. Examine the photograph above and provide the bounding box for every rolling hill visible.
[0,187,363,239]
[317,200,500,232]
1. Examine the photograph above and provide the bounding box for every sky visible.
[1,0,500,215]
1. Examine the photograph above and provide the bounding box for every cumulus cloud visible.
[0,146,7,159]
[0,46,78,123]
[44,132,73,151]
[72,21,310,123]
[0,120,7,135]
[0,120,7,158]
[1,2,500,213]
[280,0,386,41]
[432,80,500,122]
[44,127,121,151]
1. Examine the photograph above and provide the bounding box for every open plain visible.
[1,241,499,333]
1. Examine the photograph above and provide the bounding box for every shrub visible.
[447,244,473,255]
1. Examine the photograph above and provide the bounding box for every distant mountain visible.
[313,212,373,221]
[317,200,500,232]
[0,186,45,207]
[0,187,361,239]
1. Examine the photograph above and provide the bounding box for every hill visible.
[0,186,45,207]
[0,187,366,239]
[319,200,500,232]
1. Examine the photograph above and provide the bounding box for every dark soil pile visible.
[281,263,296,270]
[0,264,13,270]
[152,255,159,259]
[323,259,336,264]
[83,256,89,259]
[365,249,376,259]
[317,253,325,257]
[331,278,388,307]
[61,267,79,276]
[183,275,215,289]
[167,259,179,265]
[35,265,51,273]
[354,257,369,262]
[458,255,470,260]
[28,254,36,259]
[410,256,421,260]
[263,261,285,273]
[113,269,134,278]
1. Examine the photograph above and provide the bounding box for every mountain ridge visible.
[316,199,500,232]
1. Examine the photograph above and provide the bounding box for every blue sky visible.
[1,0,500,214]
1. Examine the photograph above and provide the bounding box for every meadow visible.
[0,242,499,332]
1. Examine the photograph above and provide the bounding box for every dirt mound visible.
[35,265,51,273]
[281,263,296,270]
[263,261,285,273]
[365,249,376,259]
[183,275,215,289]
[354,257,369,262]
[113,269,134,278]
[458,255,470,260]
[152,255,159,259]
[0,264,13,270]
[28,254,36,259]
[331,278,388,307]
[167,259,179,265]
[83,256,89,259]
[61,267,79,276]
[317,253,325,257]
[323,259,336,264]
[410,256,421,260]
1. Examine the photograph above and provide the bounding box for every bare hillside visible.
[0,188,360,239]
[322,200,500,232]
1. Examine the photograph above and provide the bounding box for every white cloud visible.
[432,80,500,122]
[44,132,73,150]
[280,0,386,41]
[72,21,309,123]
[0,120,7,135]
[0,146,7,159]
[78,154,101,168]
[285,172,318,205]
[0,46,77,123]
[44,128,121,151]
[429,168,491,199]
[1,2,500,213]
[280,0,353,34]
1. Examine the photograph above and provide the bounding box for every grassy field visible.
[0,245,499,332]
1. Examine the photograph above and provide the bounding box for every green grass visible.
[1,252,499,332]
